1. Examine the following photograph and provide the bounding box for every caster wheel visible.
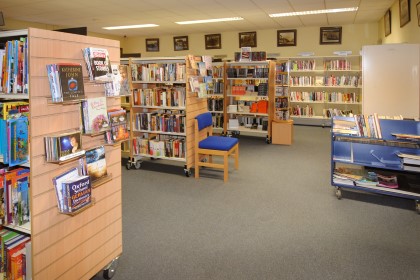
[184,169,191,177]
[125,162,131,170]
[103,257,119,279]
[335,187,342,200]
[134,161,141,169]
[415,201,420,214]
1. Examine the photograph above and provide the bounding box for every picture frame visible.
[239,31,257,48]
[205,34,221,49]
[384,9,392,36]
[320,27,342,45]
[145,38,159,52]
[399,0,411,27]
[417,1,420,26]
[173,36,189,51]
[277,29,297,47]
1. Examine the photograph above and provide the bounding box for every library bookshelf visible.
[224,60,275,143]
[287,55,362,127]
[1,28,122,279]
[126,56,208,175]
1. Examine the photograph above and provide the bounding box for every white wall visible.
[121,23,379,59]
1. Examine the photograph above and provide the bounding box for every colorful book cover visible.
[63,175,92,212]
[82,97,109,133]
[85,146,107,183]
[58,132,82,159]
[17,176,29,226]
[8,117,29,167]
[0,174,4,225]
[106,109,129,143]
[57,63,85,101]
[52,167,79,213]
[84,47,112,81]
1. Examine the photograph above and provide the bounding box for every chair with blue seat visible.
[194,112,239,182]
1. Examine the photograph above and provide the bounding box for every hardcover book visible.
[57,63,85,101]
[81,97,110,134]
[85,146,108,183]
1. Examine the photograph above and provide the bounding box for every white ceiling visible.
[0,0,395,37]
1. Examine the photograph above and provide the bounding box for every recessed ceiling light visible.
[269,7,358,17]
[103,24,159,30]
[176,17,243,25]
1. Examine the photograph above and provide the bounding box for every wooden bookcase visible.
[207,61,225,134]
[1,27,122,279]
[126,56,207,175]
[287,55,362,127]
[224,60,275,143]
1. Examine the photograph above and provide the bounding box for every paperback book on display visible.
[85,146,108,183]
[82,47,113,82]
[46,63,85,102]
[81,97,110,134]
[44,131,84,162]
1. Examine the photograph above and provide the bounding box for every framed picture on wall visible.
[399,0,411,27]
[417,1,420,26]
[239,32,257,48]
[173,36,189,51]
[384,9,392,36]
[146,38,159,52]
[205,34,221,49]
[320,27,342,45]
[277,29,297,47]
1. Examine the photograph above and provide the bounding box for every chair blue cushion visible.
[196,112,213,131]
[199,136,238,151]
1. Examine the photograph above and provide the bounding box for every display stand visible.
[13,27,123,279]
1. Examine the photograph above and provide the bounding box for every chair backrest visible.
[195,112,213,131]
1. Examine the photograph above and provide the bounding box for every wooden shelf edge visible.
[91,174,113,189]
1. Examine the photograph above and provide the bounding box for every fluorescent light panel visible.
[269,7,358,17]
[103,24,159,30]
[176,17,243,25]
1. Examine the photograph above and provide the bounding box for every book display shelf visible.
[224,60,275,143]
[287,55,362,127]
[126,56,207,176]
[207,61,225,134]
[331,116,420,213]
[1,28,123,279]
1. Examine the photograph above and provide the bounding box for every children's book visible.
[8,117,29,167]
[85,146,108,183]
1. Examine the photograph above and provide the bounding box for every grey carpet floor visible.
[95,125,420,280]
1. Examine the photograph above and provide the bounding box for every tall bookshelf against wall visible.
[224,61,275,143]
[287,55,362,126]
[126,56,208,175]
[0,28,122,279]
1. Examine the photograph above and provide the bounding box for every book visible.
[105,109,129,143]
[8,117,29,167]
[82,47,112,82]
[62,175,92,212]
[44,131,84,162]
[52,167,79,212]
[85,146,108,183]
[46,63,85,102]
[81,97,110,134]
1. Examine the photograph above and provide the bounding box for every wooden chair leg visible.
[208,155,213,163]
[195,152,199,179]
[234,145,239,170]
[223,153,228,182]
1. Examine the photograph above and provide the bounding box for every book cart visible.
[224,60,275,143]
[1,28,123,279]
[126,56,208,176]
[331,116,420,213]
